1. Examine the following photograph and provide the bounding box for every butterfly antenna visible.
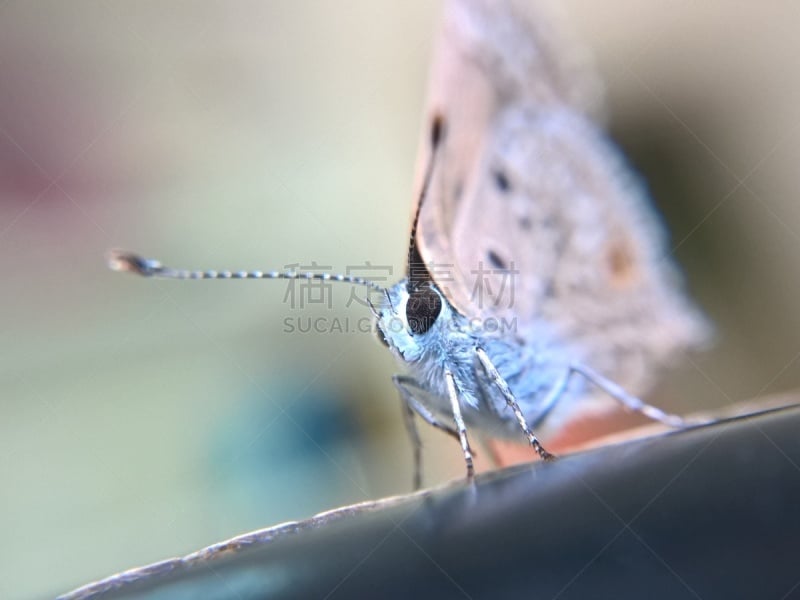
[383,288,395,312]
[407,114,445,292]
[108,249,387,294]
[366,296,379,318]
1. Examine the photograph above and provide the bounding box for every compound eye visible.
[405,286,442,335]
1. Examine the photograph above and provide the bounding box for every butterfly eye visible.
[406,286,442,335]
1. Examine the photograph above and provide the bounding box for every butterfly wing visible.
[413,0,601,301]
[413,0,708,422]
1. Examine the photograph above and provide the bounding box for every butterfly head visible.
[373,278,455,363]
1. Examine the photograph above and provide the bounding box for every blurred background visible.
[1,1,799,598]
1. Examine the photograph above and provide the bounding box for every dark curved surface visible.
[59,405,800,600]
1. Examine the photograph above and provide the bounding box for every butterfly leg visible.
[393,375,461,488]
[475,347,555,461]
[445,371,475,478]
[399,393,423,491]
[570,363,691,427]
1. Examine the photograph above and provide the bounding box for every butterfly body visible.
[398,0,709,454]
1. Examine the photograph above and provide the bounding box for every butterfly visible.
[110,0,708,488]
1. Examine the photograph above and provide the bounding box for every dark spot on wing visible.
[492,169,511,193]
[431,113,445,147]
[453,179,463,204]
[487,249,507,270]
[518,216,532,230]
[607,237,636,285]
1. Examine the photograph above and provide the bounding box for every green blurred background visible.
[2,2,799,598]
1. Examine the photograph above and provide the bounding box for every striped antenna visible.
[108,249,387,293]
